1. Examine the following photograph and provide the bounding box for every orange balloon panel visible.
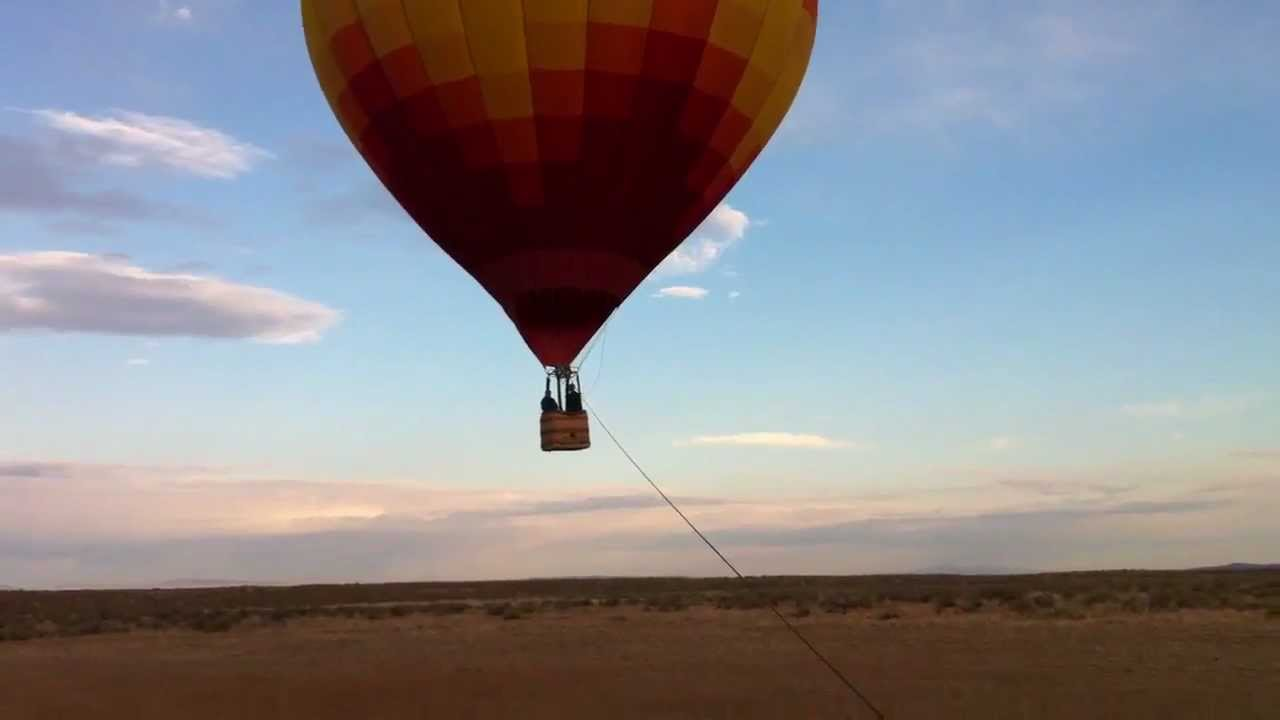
[302,0,818,366]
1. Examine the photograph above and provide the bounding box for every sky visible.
[1,0,1277,589]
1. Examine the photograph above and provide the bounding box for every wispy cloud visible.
[789,2,1279,140]
[0,135,205,226]
[658,204,750,275]
[155,1,194,24]
[676,432,857,450]
[0,252,340,344]
[1122,394,1262,420]
[653,286,709,300]
[3,459,1273,587]
[125,358,150,367]
[27,109,270,179]
[1232,449,1280,461]
[988,435,1018,451]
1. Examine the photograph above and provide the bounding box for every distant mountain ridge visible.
[156,579,274,588]
[912,565,1033,576]
[7,563,1278,592]
[1192,563,1280,572]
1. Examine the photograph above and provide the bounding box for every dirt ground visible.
[1,605,1277,720]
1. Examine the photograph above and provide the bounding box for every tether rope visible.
[584,400,887,720]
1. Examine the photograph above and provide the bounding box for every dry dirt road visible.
[2,606,1277,719]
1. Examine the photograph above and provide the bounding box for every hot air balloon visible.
[301,0,818,451]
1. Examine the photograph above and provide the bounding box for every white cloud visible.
[658,203,750,275]
[789,2,1279,139]
[155,1,194,24]
[1233,449,1280,461]
[989,435,1018,451]
[29,109,270,179]
[728,291,741,301]
[5,459,1272,587]
[0,135,207,226]
[0,252,340,344]
[126,358,150,367]
[1122,394,1262,420]
[653,286,709,300]
[1122,400,1184,418]
[676,432,856,450]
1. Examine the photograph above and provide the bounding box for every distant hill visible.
[913,565,1033,576]
[1193,563,1280,572]
[156,579,267,588]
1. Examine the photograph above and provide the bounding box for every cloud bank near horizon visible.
[1,458,1274,589]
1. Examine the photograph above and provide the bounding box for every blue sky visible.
[1,1,1277,588]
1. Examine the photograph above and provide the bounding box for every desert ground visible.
[2,572,1278,719]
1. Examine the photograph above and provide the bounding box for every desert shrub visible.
[1008,592,1062,615]
[1265,608,1280,620]
[1179,592,1214,609]
[100,619,131,634]
[501,606,524,621]
[67,620,104,636]
[1083,590,1115,606]
[876,608,901,621]
[819,595,849,614]
[190,612,236,633]
[428,602,469,616]
[933,594,958,613]
[1225,595,1264,612]
[792,605,812,618]
[268,608,300,623]
[958,595,983,613]
[1048,605,1087,621]
[485,603,511,617]
[648,595,689,613]
[1,625,37,642]
[979,587,1021,605]
[360,606,391,621]
[819,593,872,614]
[1122,593,1151,613]
[599,596,621,607]
[1148,591,1179,611]
[716,592,773,610]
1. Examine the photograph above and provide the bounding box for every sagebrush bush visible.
[1123,593,1151,613]
[1083,590,1114,606]
[427,602,469,616]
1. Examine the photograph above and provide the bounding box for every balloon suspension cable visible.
[584,399,887,720]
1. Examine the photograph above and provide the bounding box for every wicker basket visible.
[541,411,591,452]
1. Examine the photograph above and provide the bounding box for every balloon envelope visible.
[302,0,818,366]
